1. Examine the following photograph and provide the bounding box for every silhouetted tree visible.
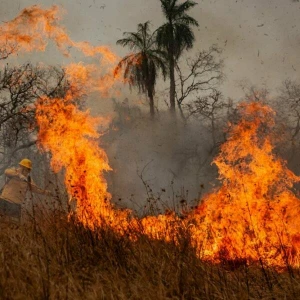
[0,63,70,172]
[157,0,199,113]
[115,22,167,117]
[187,90,228,147]
[175,45,224,119]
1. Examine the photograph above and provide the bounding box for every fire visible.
[2,5,300,269]
[35,93,115,227]
[187,102,300,268]
[0,5,122,227]
[0,5,69,55]
[0,5,121,94]
[0,5,120,59]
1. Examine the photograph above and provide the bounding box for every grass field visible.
[0,202,300,300]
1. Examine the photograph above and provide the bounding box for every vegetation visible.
[156,0,199,112]
[116,0,201,115]
[0,63,69,173]
[1,205,300,300]
[115,22,167,117]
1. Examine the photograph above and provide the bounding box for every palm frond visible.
[177,14,199,27]
[174,23,196,51]
[157,0,198,58]
[156,23,172,49]
[116,22,168,97]
[175,0,198,16]
[117,32,143,51]
[114,54,138,77]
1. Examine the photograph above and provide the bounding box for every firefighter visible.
[0,158,52,222]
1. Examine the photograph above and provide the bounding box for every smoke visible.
[102,99,225,213]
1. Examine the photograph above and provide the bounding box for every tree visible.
[175,45,224,118]
[157,0,199,112]
[0,63,70,173]
[115,22,167,117]
[276,79,300,140]
[186,90,229,147]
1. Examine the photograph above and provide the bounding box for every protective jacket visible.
[0,168,46,204]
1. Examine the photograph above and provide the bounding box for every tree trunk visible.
[211,115,216,147]
[169,53,176,113]
[177,102,187,122]
[148,89,155,118]
[144,55,155,118]
[168,23,176,114]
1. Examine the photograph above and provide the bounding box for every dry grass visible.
[0,206,300,300]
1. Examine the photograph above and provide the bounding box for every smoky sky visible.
[0,0,299,101]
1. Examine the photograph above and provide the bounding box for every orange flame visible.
[138,102,300,268]
[0,5,121,96]
[0,5,119,59]
[187,102,300,268]
[36,94,114,226]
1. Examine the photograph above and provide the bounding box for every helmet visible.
[19,158,32,170]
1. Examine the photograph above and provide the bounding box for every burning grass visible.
[1,205,300,300]
[36,97,300,269]
[187,102,300,268]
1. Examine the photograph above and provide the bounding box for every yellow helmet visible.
[19,158,32,170]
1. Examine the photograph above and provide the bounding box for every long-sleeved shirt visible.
[0,167,46,204]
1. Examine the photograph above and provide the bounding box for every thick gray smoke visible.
[102,99,227,214]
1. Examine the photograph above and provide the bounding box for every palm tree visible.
[157,0,199,112]
[115,22,167,117]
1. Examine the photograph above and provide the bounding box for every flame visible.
[36,93,114,226]
[0,5,121,95]
[187,102,300,268]
[0,5,119,59]
[0,5,68,55]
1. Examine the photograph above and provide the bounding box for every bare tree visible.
[277,79,300,140]
[175,45,224,118]
[238,82,270,103]
[0,63,70,173]
[0,41,18,60]
[186,90,229,147]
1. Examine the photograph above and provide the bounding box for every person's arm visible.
[4,168,26,181]
[28,179,52,196]
[30,183,50,195]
